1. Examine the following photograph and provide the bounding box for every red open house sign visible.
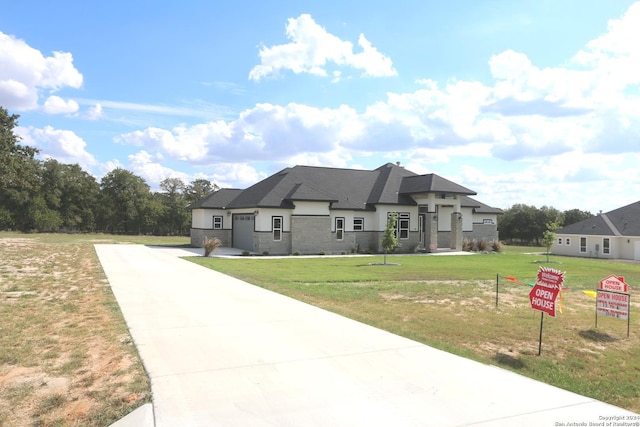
[529,267,565,317]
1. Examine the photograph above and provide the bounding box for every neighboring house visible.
[189,163,502,255]
[553,201,640,261]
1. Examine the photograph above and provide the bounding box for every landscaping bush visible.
[203,236,222,257]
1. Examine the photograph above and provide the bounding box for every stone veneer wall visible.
[190,228,232,248]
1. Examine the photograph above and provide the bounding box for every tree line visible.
[497,204,593,245]
[1,107,216,235]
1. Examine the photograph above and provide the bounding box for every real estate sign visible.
[599,275,629,293]
[596,290,630,321]
[529,267,564,317]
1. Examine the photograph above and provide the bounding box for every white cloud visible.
[127,150,189,187]
[0,31,83,111]
[84,103,104,120]
[249,14,396,81]
[572,2,640,95]
[26,126,96,169]
[43,95,79,114]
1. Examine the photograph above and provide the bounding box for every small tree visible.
[382,213,399,265]
[543,222,559,262]
[203,236,222,257]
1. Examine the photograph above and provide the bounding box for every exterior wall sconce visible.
[254,210,259,215]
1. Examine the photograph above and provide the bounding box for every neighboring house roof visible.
[556,201,640,237]
[190,163,498,212]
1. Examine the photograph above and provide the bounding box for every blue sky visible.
[1,0,639,213]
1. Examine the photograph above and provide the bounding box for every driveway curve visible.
[96,244,636,427]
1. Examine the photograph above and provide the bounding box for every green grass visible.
[187,248,640,412]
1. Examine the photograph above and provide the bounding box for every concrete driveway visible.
[96,244,636,427]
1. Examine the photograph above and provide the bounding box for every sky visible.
[1,0,639,213]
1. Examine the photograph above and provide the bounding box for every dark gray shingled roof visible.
[556,201,640,237]
[190,163,495,212]
[187,188,243,209]
[461,196,504,215]
[399,174,476,196]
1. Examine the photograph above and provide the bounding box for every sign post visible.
[529,267,565,355]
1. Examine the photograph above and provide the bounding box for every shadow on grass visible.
[493,352,526,370]
[579,329,618,343]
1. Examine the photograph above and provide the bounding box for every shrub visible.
[262,251,270,256]
[492,240,503,253]
[241,250,250,256]
[203,236,222,257]
[477,239,488,252]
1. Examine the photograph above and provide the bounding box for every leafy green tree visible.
[185,178,218,205]
[41,159,100,231]
[382,213,399,264]
[98,169,155,234]
[158,177,189,235]
[0,107,43,231]
[562,208,592,227]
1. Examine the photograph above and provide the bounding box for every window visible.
[387,212,410,239]
[336,217,345,241]
[483,219,494,225]
[398,213,410,239]
[272,216,282,241]
[603,238,610,254]
[353,217,364,231]
[566,238,570,245]
[212,215,223,230]
[580,237,587,253]
[557,238,562,245]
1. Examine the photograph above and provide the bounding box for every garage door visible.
[233,214,255,252]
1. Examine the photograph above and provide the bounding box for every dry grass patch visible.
[0,234,151,426]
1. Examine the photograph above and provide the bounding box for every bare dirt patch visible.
[0,236,150,426]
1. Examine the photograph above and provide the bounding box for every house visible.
[553,201,640,261]
[189,163,502,255]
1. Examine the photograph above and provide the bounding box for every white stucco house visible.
[553,201,640,261]
[189,163,502,255]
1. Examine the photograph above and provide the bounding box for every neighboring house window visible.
[580,237,587,253]
[272,216,282,241]
[566,238,570,245]
[212,215,223,230]
[603,238,610,254]
[483,219,494,224]
[336,217,345,241]
[557,238,562,245]
[353,217,364,231]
